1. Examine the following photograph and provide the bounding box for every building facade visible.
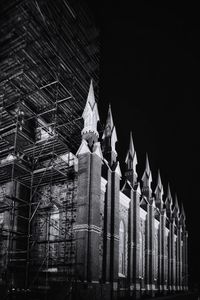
[0,80,189,300]
[0,1,188,299]
[73,81,189,299]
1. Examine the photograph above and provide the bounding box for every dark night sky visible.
[87,1,200,287]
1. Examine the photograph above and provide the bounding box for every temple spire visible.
[125,132,137,172]
[102,104,118,165]
[173,195,180,219]
[181,203,186,219]
[142,153,152,197]
[154,170,164,209]
[167,183,172,202]
[180,203,186,225]
[125,132,138,186]
[165,183,173,213]
[81,79,99,146]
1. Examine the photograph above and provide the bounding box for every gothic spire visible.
[180,203,186,225]
[173,195,180,218]
[81,79,100,146]
[154,170,164,209]
[102,104,118,165]
[102,104,117,148]
[167,183,172,201]
[141,153,152,197]
[125,132,137,171]
[142,154,152,184]
[165,183,173,212]
[180,203,186,220]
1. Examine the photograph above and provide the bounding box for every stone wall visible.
[119,201,129,277]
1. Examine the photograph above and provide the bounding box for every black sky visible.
[87,1,200,287]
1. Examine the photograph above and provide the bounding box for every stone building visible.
[0,81,189,300]
[0,1,188,299]
[72,80,189,299]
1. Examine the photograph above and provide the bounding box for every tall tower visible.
[142,154,155,295]
[173,196,180,290]
[142,154,152,198]
[81,80,100,147]
[102,104,118,166]
[154,170,164,210]
[125,132,138,187]
[124,132,140,297]
[180,204,188,290]
[75,80,103,284]
[102,105,121,297]
[155,171,167,292]
[165,184,173,216]
[165,184,173,290]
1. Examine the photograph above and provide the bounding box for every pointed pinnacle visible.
[104,105,117,139]
[165,183,173,211]
[155,170,164,199]
[181,203,186,219]
[87,79,96,108]
[106,104,114,130]
[157,170,162,188]
[125,132,137,165]
[173,195,180,215]
[142,153,152,185]
[167,183,172,200]
[82,79,99,120]
[81,79,99,141]
[145,153,151,176]
[129,132,135,157]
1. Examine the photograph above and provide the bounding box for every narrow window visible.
[119,220,125,275]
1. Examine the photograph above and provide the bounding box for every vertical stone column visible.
[181,231,184,290]
[170,218,176,291]
[127,186,134,287]
[149,200,155,294]
[132,186,141,298]
[103,161,120,300]
[168,221,172,290]
[88,147,102,282]
[176,224,182,290]
[103,166,111,283]
[104,167,111,283]
[145,199,155,295]
[75,141,102,282]
[165,184,173,291]
[124,131,139,297]
[178,225,182,290]
[182,229,188,290]
[123,181,140,299]
[185,231,188,290]
[110,164,120,298]
[141,155,153,295]
[102,162,121,297]
[145,202,150,290]
[159,210,167,292]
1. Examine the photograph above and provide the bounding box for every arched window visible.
[119,220,125,275]
[139,230,145,278]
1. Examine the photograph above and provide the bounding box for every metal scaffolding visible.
[0,0,99,298]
